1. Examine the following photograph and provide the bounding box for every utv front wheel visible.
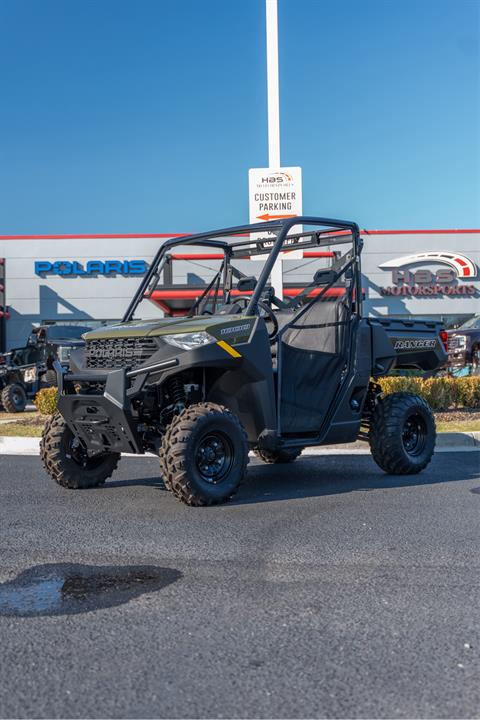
[253,447,302,464]
[158,422,174,491]
[165,403,248,506]
[1,383,27,413]
[40,412,120,489]
[369,392,436,475]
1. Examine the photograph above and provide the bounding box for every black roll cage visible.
[123,216,363,322]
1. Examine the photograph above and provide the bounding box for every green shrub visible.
[34,387,58,415]
[376,376,480,410]
[457,377,480,408]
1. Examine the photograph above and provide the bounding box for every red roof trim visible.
[0,229,479,241]
[362,229,480,235]
[0,232,189,240]
[0,228,480,240]
[150,287,349,301]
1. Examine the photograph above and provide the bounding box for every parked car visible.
[0,324,89,412]
[446,315,480,374]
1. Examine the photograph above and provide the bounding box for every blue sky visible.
[0,0,478,233]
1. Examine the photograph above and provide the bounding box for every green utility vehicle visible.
[40,218,446,505]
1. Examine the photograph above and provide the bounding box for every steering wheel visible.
[220,296,251,314]
[257,300,279,341]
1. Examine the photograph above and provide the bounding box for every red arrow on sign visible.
[256,213,297,221]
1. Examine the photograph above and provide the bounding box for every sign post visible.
[248,0,303,298]
[266,0,280,169]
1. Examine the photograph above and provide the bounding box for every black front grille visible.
[85,337,158,369]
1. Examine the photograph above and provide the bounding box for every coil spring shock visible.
[167,376,185,408]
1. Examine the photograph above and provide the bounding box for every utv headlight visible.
[162,331,216,351]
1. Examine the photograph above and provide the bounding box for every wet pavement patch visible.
[0,563,182,617]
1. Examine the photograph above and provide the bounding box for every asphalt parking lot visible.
[0,450,479,719]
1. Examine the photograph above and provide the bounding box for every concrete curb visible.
[436,431,480,448]
[0,436,41,455]
[1,432,479,457]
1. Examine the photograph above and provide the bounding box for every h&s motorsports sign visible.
[379,252,477,297]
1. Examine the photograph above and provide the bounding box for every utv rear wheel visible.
[40,412,120,489]
[369,392,435,475]
[1,383,27,413]
[253,447,302,464]
[164,403,248,506]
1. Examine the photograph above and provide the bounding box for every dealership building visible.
[0,228,479,351]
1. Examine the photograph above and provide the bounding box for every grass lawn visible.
[0,410,479,438]
[0,410,44,437]
[0,422,44,437]
[436,420,480,433]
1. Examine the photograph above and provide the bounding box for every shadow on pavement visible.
[98,452,480,505]
[107,476,167,490]
[231,455,480,505]
[0,563,182,617]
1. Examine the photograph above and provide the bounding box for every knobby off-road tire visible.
[164,402,249,506]
[1,383,27,413]
[40,411,120,489]
[369,392,436,475]
[158,421,175,492]
[253,447,302,464]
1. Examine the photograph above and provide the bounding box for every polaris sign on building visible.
[0,229,479,350]
[34,259,148,277]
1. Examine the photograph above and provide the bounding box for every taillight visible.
[440,330,448,352]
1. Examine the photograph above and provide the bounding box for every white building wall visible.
[0,230,479,349]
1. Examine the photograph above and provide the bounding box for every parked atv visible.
[0,324,89,412]
[41,217,446,505]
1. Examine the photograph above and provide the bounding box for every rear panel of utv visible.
[369,317,446,374]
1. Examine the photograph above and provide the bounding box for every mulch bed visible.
[0,412,44,427]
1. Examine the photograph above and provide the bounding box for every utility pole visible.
[265,0,283,297]
[249,1,302,299]
[266,0,280,169]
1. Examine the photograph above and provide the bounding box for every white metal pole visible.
[265,0,283,297]
[266,0,280,168]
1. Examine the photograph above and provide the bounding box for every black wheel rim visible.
[402,412,427,456]
[195,431,234,484]
[12,389,24,409]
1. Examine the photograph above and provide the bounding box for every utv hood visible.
[83,315,251,341]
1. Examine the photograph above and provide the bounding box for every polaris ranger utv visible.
[40,218,446,505]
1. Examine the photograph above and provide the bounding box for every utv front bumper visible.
[55,358,179,455]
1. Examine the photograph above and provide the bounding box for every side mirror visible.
[237,276,257,292]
